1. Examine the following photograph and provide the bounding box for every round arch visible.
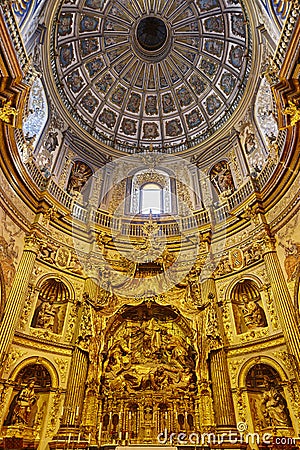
[225,274,264,300]
[104,299,194,344]
[9,356,60,389]
[127,163,176,178]
[35,273,75,301]
[238,356,289,388]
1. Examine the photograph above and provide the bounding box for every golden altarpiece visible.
[0,0,300,449]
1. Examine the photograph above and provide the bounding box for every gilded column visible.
[201,275,236,430]
[262,236,300,379]
[60,280,94,431]
[81,277,101,441]
[0,232,40,372]
[61,346,89,427]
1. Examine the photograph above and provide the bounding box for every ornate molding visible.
[0,100,18,125]
[283,101,300,127]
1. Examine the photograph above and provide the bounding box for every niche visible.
[209,160,235,198]
[231,279,267,334]
[67,160,93,200]
[246,363,292,430]
[31,278,69,334]
[4,364,51,429]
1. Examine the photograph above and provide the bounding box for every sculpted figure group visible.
[102,318,196,394]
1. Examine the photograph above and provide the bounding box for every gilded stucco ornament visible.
[263,57,280,86]
[19,286,34,331]
[54,358,69,383]
[283,100,300,127]
[264,285,279,330]
[0,384,10,418]
[235,388,247,423]
[76,302,93,351]
[3,349,27,373]
[45,389,63,437]
[0,100,18,124]
[41,206,58,228]
[24,232,42,253]
[257,233,276,254]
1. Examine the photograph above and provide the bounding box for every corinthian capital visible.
[24,232,41,253]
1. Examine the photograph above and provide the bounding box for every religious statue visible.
[67,161,93,195]
[164,332,192,368]
[136,212,161,257]
[243,129,256,155]
[5,380,38,426]
[261,380,291,427]
[210,161,235,196]
[44,131,59,153]
[97,265,117,307]
[279,239,300,282]
[241,293,267,329]
[103,334,131,376]
[87,335,101,383]
[31,295,60,333]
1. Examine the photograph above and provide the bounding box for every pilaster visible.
[0,231,40,374]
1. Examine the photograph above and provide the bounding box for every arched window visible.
[129,170,173,215]
[140,183,163,214]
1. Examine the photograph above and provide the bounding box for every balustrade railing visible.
[24,159,48,190]
[12,117,290,236]
[227,179,254,209]
[48,180,72,209]
[16,144,288,236]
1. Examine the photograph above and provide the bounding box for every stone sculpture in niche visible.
[5,380,38,426]
[231,280,267,334]
[210,160,235,196]
[4,364,52,430]
[244,128,257,154]
[31,295,60,333]
[246,364,293,432]
[31,278,69,334]
[44,131,59,153]
[240,293,267,329]
[66,161,93,195]
[261,379,291,427]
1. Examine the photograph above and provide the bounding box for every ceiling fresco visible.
[52,0,251,152]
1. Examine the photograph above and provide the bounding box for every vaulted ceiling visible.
[50,0,252,153]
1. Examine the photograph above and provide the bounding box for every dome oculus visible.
[136,17,167,51]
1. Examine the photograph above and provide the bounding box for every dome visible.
[50,0,251,153]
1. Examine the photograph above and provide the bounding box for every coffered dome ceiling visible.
[52,0,251,152]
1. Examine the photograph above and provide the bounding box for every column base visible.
[49,439,90,449]
[49,428,91,449]
[0,426,39,449]
[0,437,38,450]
